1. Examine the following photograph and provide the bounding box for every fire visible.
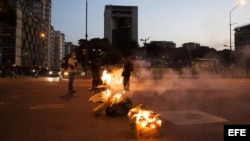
[101,70,112,84]
[101,88,111,101]
[128,104,162,138]
[109,92,123,104]
[101,69,122,85]
[101,88,125,105]
[128,106,162,128]
[93,88,131,116]
[91,69,126,105]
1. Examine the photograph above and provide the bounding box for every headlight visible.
[63,71,69,76]
[49,71,53,75]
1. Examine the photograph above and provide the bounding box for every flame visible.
[101,69,122,85]
[100,88,126,105]
[101,88,111,101]
[99,69,126,104]
[128,105,162,129]
[109,92,123,104]
[101,70,112,84]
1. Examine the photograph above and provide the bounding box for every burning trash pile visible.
[89,69,162,139]
[89,69,132,116]
[128,104,162,139]
[93,91,132,116]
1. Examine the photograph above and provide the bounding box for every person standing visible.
[121,55,133,91]
[90,60,101,90]
[68,52,77,94]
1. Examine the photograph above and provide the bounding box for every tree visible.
[113,38,139,57]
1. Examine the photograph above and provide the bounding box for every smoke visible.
[104,59,250,118]
[107,59,240,96]
[241,47,250,61]
[242,47,250,56]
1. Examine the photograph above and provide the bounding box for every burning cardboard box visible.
[128,104,162,139]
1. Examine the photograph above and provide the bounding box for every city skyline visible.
[51,0,250,51]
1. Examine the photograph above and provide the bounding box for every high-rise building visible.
[0,0,52,69]
[234,23,250,51]
[104,5,138,44]
[54,31,65,69]
[25,0,52,68]
[49,26,55,69]
[65,42,76,56]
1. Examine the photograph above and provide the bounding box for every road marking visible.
[29,104,64,110]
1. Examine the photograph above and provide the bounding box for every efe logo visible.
[224,125,250,141]
[228,129,246,136]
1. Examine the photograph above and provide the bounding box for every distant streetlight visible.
[229,1,243,51]
[140,37,151,57]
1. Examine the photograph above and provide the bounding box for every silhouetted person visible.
[90,60,102,89]
[121,55,133,91]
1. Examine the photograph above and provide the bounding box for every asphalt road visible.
[0,75,250,141]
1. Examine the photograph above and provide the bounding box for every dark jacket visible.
[122,60,132,77]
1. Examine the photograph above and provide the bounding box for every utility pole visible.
[85,0,88,76]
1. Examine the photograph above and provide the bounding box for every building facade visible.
[54,31,65,69]
[0,0,53,70]
[48,25,55,69]
[234,23,250,51]
[65,42,76,56]
[234,23,250,67]
[104,5,138,44]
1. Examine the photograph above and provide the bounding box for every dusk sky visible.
[51,0,250,51]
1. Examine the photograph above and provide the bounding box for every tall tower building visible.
[25,0,52,68]
[54,31,65,69]
[0,0,52,69]
[104,5,138,44]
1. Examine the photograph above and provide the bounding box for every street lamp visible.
[84,0,88,76]
[229,1,243,51]
[40,32,46,39]
[39,32,46,68]
[140,37,151,57]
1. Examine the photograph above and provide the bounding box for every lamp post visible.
[228,1,243,67]
[84,0,88,76]
[229,1,243,51]
[39,32,46,68]
[140,37,151,58]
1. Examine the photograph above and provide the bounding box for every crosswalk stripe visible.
[29,104,64,109]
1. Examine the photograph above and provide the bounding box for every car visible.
[61,69,69,78]
[48,69,60,77]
